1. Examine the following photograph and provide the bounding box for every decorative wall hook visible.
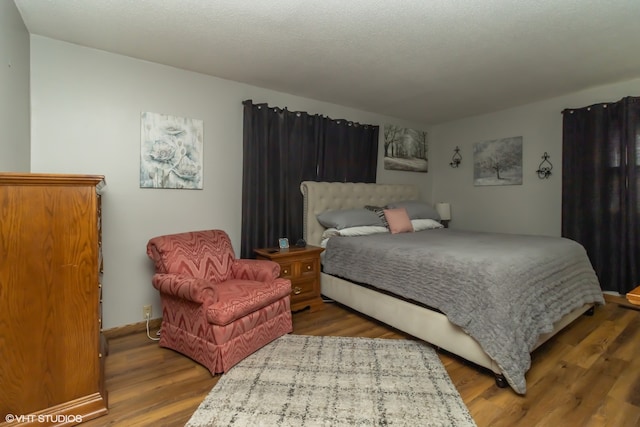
[536,152,553,179]
[450,146,462,168]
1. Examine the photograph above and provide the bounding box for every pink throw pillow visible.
[383,208,414,234]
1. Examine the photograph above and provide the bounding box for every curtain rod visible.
[242,99,378,129]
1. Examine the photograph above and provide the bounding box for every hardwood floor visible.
[84,294,640,426]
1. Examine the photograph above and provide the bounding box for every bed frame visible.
[300,181,593,389]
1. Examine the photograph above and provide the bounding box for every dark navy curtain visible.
[240,100,379,258]
[562,96,640,294]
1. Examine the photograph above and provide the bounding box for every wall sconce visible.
[436,202,451,228]
[536,152,553,179]
[450,146,462,168]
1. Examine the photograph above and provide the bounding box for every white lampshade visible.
[436,203,451,221]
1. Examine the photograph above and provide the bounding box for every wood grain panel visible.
[0,173,106,426]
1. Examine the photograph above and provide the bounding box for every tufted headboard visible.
[300,181,420,246]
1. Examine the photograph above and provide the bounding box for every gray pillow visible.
[317,208,385,229]
[364,205,390,228]
[385,200,440,220]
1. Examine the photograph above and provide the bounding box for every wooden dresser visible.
[254,245,324,312]
[0,173,107,426]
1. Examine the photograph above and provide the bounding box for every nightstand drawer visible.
[299,258,317,278]
[291,279,316,298]
[279,262,294,279]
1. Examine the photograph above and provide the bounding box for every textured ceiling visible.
[15,0,640,124]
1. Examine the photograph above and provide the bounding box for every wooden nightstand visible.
[626,285,640,306]
[255,245,324,312]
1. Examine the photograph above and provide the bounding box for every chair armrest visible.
[151,273,218,305]
[231,259,281,282]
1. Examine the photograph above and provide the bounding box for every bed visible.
[300,181,605,394]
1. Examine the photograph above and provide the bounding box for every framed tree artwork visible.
[383,124,428,172]
[473,136,523,186]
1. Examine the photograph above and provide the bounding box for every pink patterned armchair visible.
[146,229,293,374]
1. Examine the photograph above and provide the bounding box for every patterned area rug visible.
[185,334,476,426]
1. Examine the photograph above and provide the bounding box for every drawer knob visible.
[293,286,302,295]
[306,265,312,270]
[283,269,289,275]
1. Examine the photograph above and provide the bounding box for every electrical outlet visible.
[143,304,152,319]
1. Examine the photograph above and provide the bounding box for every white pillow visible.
[321,228,341,240]
[337,225,389,237]
[411,218,444,231]
[321,225,389,241]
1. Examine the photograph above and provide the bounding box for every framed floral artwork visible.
[140,112,203,189]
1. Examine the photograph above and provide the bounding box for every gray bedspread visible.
[323,229,604,394]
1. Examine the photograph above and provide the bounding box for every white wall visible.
[0,0,30,171]
[29,36,431,329]
[431,77,640,236]
[31,35,638,330]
